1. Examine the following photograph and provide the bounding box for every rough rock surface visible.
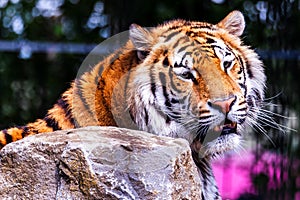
[0,126,201,199]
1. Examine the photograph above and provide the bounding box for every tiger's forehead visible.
[155,19,240,51]
[157,22,228,50]
[161,29,231,64]
[159,19,215,32]
[158,19,218,40]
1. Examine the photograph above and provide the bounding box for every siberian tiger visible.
[0,11,265,199]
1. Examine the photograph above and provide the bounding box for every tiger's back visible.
[0,11,265,199]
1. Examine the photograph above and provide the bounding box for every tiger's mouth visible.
[213,118,239,136]
[191,117,241,158]
[191,118,241,158]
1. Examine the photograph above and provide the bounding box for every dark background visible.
[0,0,299,199]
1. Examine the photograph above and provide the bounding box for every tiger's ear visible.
[129,24,154,60]
[217,10,245,37]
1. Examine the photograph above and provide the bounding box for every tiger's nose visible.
[208,96,236,114]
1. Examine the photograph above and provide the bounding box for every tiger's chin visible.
[204,132,242,158]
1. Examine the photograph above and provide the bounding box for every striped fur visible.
[0,11,265,199]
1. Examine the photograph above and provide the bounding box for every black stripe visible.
[238,100,247,106]
[150,67,156,98]
[211,44,224,51]
[173,35,190,48]
[168,25,181,30]
[239,83,246,90]
[3,129,12,144]
[167,21,194,30]
[16,126,29,138]
[171,98,179,104]
[182,52,193,60]
[162,57,169,67]
[163,50,168,56]
[238,55,247,97]
[190,24,214,30]
[194,152,211,174]
[57,98,76,126]
[206,38,216,44]
[97,79,114,120]
[201,193,205,200]
[22,126,29,138]
[198,126,210,144]
[169,68,182,93]
[165,115,171,124]
[186,30,216,38]
[159,72,171,108]
[144,108,149,126]
[199,110,211,115]
[168,111,181,120]
[93,50,122,85]
[106,51,122,70]
[237,56,244,75]
[44,115,60,131]
[164,31,180,42]
[252,88,262,101]
[150,83,156,98]
[153,58,159,63]
[237,68,243,74]
[186,31,198,37]
[177,44,190,53]
[94,65,105,85]
[245,60,254,78]
[238,118,246,124]
[75,79,96,122]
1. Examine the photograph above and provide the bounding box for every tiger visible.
[0,11,265,199]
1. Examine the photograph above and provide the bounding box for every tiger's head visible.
[127,11,265,158]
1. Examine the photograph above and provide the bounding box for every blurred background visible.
[0,0,299,199]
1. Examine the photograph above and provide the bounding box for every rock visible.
[0,126,201,199]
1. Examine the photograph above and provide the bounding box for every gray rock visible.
[0,126,201,200]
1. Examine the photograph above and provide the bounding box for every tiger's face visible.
[128,11,265,158]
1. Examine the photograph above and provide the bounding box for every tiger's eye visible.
[181,71,193,79]
[223,61,232,69]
